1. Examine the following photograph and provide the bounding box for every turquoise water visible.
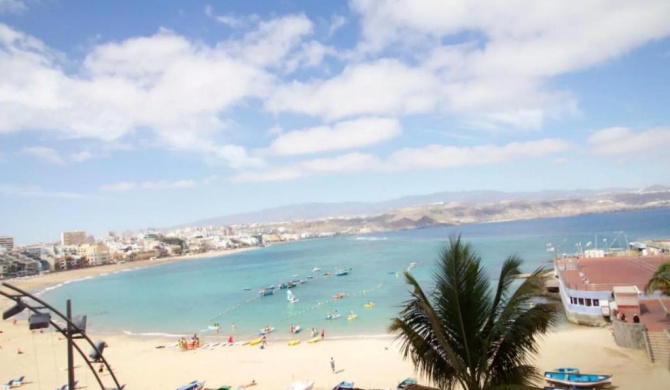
[39,209,670,340]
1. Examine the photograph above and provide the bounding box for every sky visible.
[1,0,670,244]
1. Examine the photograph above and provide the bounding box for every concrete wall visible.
[554,266,611,326]
[612,319,646,350]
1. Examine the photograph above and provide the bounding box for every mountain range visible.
[182,185,670,232]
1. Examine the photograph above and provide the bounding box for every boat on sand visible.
[287,380,314,390]
[544,371,612,388]
[175,380,205,390]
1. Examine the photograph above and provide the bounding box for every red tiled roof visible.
[557,255,667,292]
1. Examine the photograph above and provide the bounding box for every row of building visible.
[0,227,339,279]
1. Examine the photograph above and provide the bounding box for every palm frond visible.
[646,261,670,296]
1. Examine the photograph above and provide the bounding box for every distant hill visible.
[180,186,667,229]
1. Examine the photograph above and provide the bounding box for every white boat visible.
[287,289,299,303]
[312,267,320,272]
[286,380,314,390]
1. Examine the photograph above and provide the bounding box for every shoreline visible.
[1,246,260,297]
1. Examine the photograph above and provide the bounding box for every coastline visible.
[1,246,260,299]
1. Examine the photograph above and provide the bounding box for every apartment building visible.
[0,236,14,251]
[61,231,88,246]
[79,243,110,266]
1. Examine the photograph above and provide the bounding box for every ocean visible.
[38,208,670,340]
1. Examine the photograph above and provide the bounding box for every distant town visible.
[0,226,339,279]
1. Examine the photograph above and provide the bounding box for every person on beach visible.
[330,357,336,373]
[261,335,267,347]
[98,363,104,373]
[321,329,325,339]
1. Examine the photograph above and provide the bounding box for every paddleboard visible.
[248,337,263,346]
[307,336,321,343]
[288,339,301,346]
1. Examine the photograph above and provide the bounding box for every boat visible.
[259,288,274,296]
[287,339,301,346]
[287,381,314,390]
[291,325,301,333]
[555,368,580,375]
[243,287,251,291]
[333,293,345,299]
[259,327,275,335]
[543,371,612,388]
[363,302,376,308]
[326,313,341,320]
[331,381,354,390]
[347,313,357,321]
[312,267,320,272]
[176,380,205,390]
[287,289,299,303]
[397,378,417,389]
[307,336,321,343]
[335,268,351,276]
[248,337,263,346]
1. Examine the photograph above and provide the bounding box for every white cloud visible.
[99,182,136,192]
[70,150,93,163]
[266,59,439,120]
[141,180,197,190]
[234,138,569,182]
[231,152,380,182]
[267,117,401,156]
[0,0,26,14]
[21,146,66,165]
[204,5,243,28]
[0,184,85,199]
[0,21,293,168]
[328,15,347,37]
[387,138,572,170]
[587,127,670,155]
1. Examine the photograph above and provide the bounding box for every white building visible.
[0,236,14,251]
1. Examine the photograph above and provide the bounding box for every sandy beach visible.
[1,320,668,389]
[1,248,668,389]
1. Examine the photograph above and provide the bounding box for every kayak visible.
[288,339,301,346]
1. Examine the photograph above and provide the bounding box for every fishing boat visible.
[335,268,351,276]
[287,289,299,303]
[176,380,205,390]
[544,371,612,388]
[331,381,354,390]
[397,378,417,389]
[259,288,274,296]
[555,368,580,375]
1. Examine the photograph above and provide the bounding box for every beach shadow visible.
[334,369,345,374]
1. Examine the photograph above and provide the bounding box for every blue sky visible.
[1,0,670,244]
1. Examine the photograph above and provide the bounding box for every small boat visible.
[397,378,417,389]
[332,381,354,390]
[363,302,376,308]
[335,268,351,276]
[291,325,301,333]
[243,287,251,291]
[286,380,314,390]
[347,313,357,321]
[312,267,321,272]
[333,293,345,299]
[259,288,274,296]
[555,368,580,375]
[259,327,275,335]
[544,371,612,388]
[326,313,341,320]
[176,380,205,390]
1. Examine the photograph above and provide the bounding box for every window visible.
[593,299,599,307]
[578,298,584,305]
[585,299,592,307]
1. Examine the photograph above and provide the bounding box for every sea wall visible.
[611,319,646,350]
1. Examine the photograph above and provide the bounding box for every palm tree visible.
[646,261,670,296]
[389,236,560,390]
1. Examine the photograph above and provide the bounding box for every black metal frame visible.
[1,282,123,390]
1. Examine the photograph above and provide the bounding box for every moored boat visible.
[287,380,314,390]
[397,378,417,389]
[259,327,275,335]
[176,380,205,390]
[335,268,351,276]
[544,371,612,388]
[259,288,274,296]
[331,381,354,390]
